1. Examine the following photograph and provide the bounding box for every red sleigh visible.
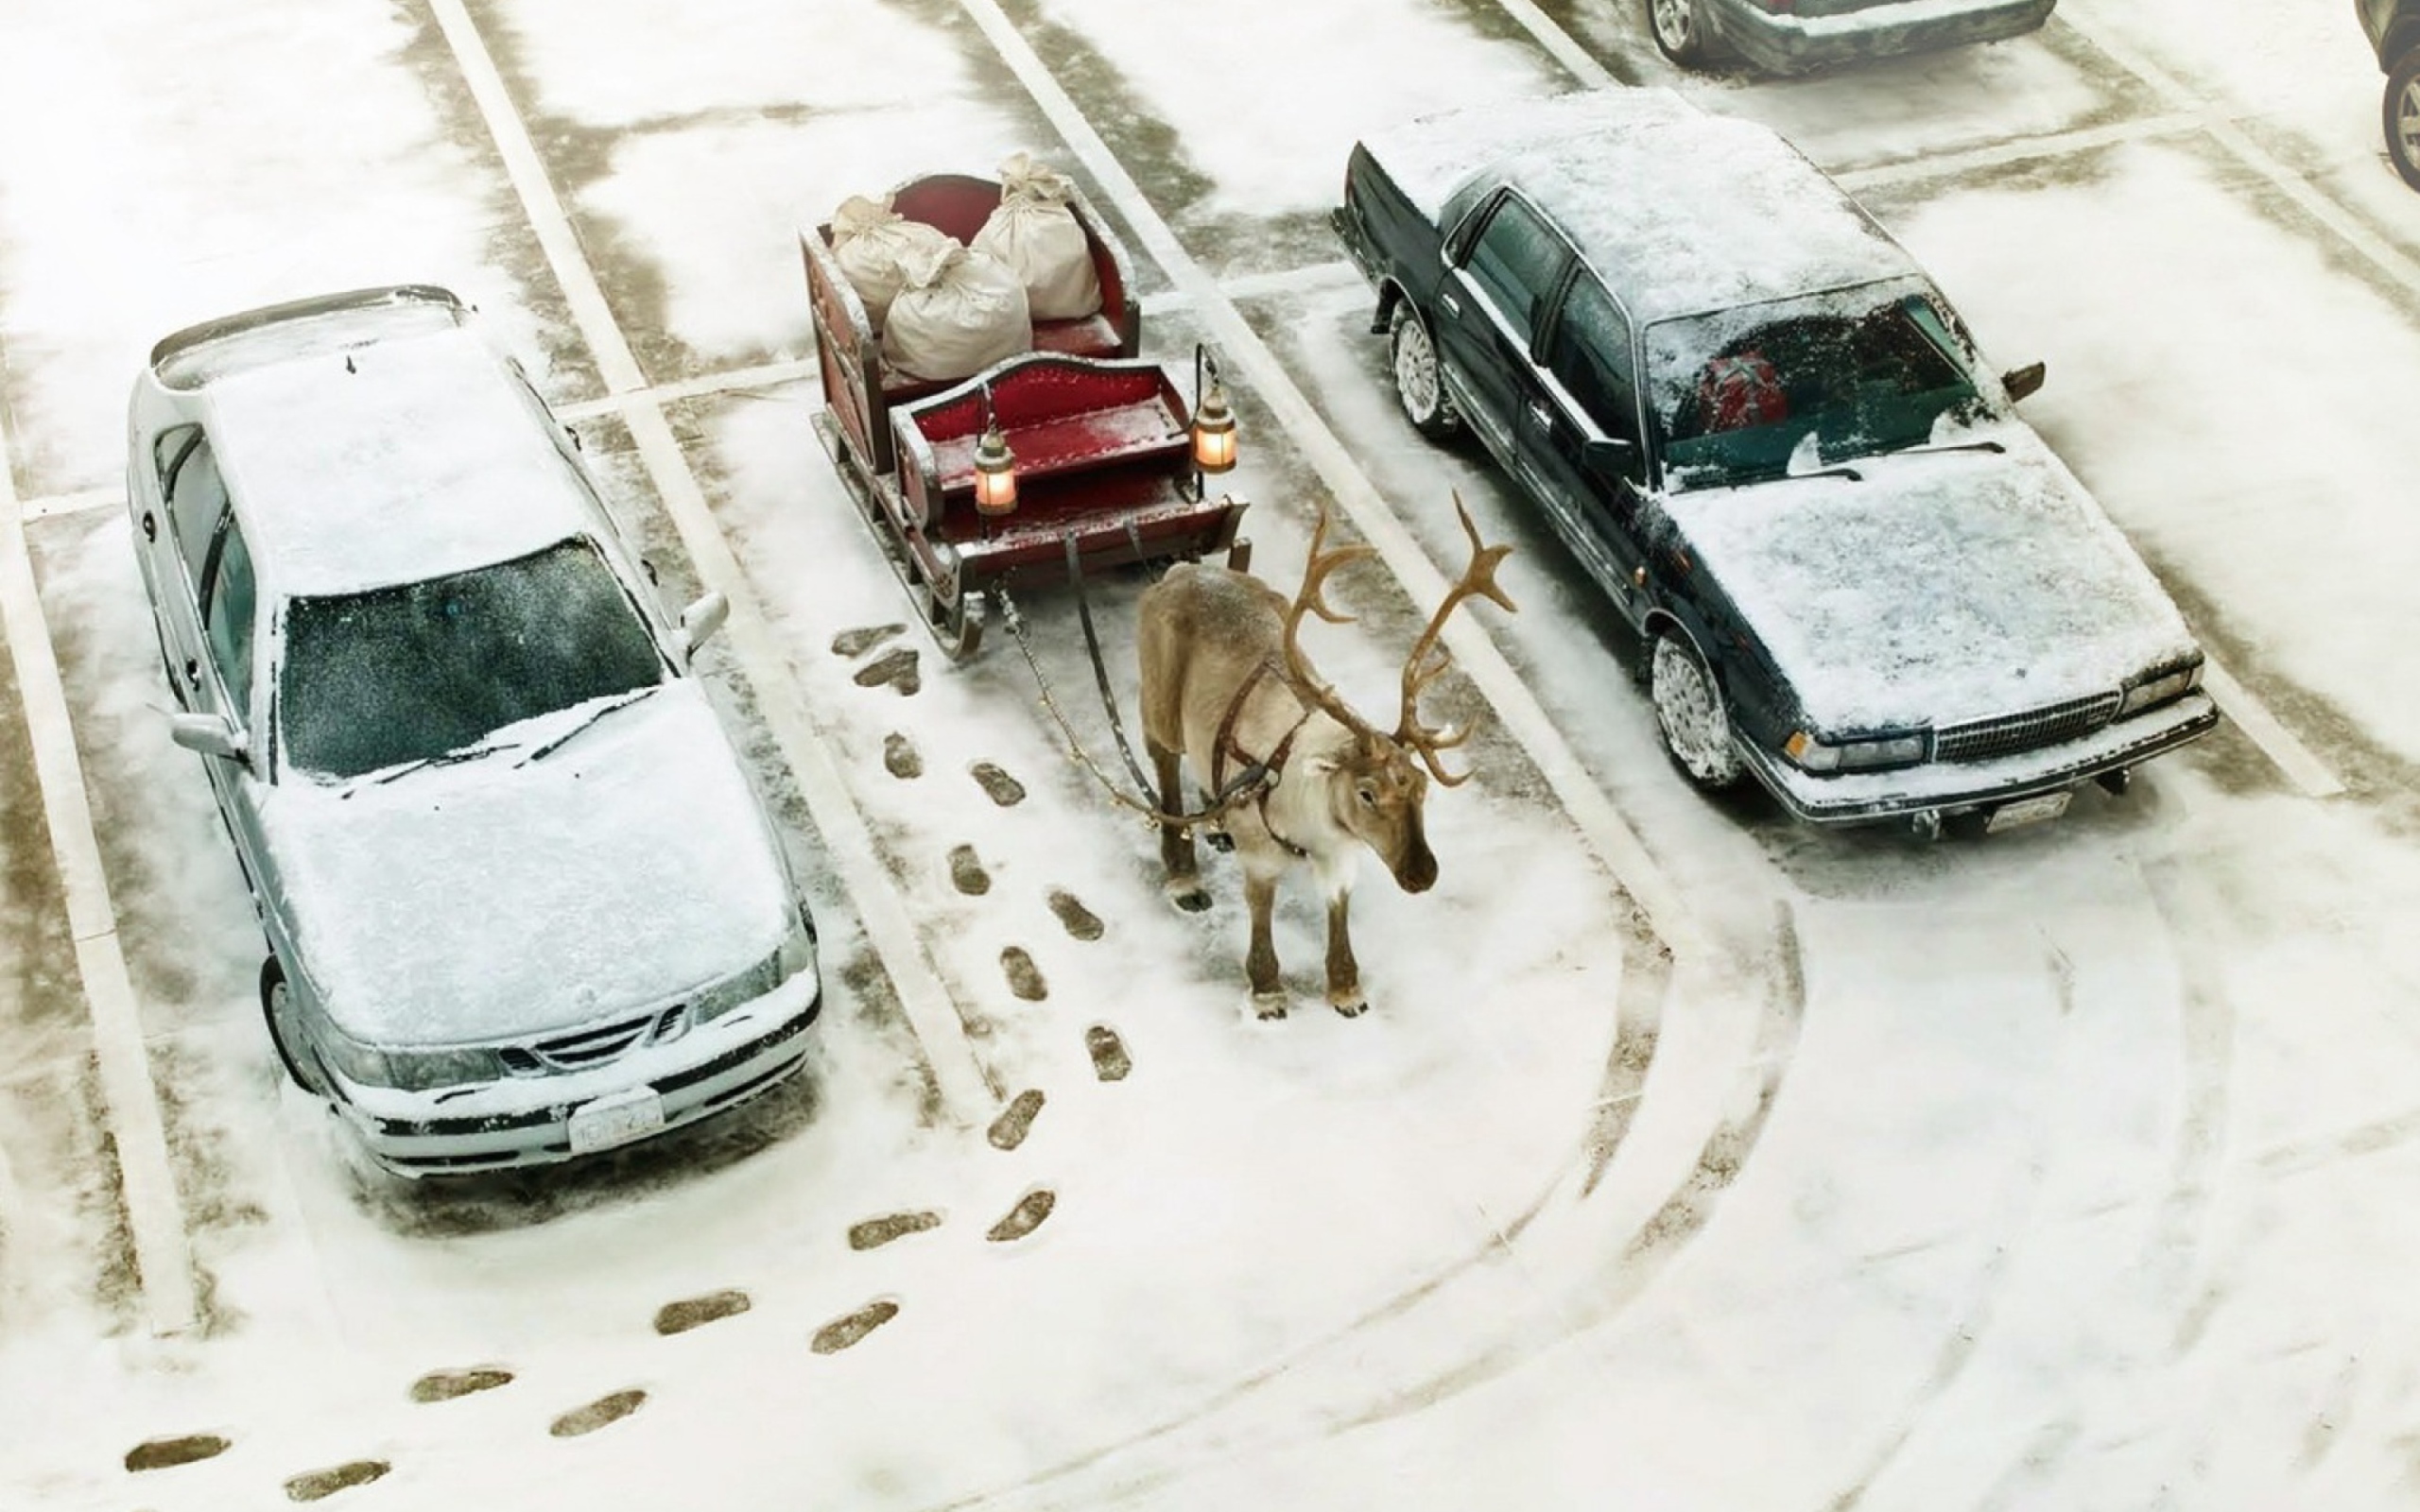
[804,172,1247,659]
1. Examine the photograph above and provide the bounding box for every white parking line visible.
[2199,658,2346,799]
[1493,0,1621,88]
[1832,112,2207,191]
[0,427,198,1335]
[423,0,997,1120]
[949,0,1700,958]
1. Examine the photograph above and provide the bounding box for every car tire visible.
[1651,630,1744,789]
[260,955,329,1096]
[2387,49,2420,191]
[1389,306,1460,438]
[1648,0,1715,68]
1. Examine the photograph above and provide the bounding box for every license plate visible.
[1986,790,2071,833]
[568,1088,666,1155]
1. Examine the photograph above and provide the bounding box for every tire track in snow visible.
[928,916,1795,1512]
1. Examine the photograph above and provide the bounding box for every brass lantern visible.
[1190,345,1237,499]
[973,387,1018,517]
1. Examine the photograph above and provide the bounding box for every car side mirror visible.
[2002,361,2047,403]
[681,592,731,655]
[168,712,248,764]
[1582,437,1638,481]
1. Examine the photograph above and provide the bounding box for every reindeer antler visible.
[1394,491,1517,786]
[1280,504,1381,735]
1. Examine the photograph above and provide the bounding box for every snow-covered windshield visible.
[279,536,665,780]
[1648,277,1988,491]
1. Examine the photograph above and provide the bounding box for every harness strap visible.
[1211,661,1313,860]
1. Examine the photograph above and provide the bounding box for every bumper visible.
[1710,0,2059,74]
[1737,691,2219,828]
[327,973,821,1176]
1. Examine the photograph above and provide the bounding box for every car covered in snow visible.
[125,285,821,1175]
[1333,90,2218,834]
[2361,0,2420,188]
[1645,0,2057,75]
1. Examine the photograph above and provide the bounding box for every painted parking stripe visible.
[422,0,998,1120]
[948,0,1700,958]
[0,424,198,1334]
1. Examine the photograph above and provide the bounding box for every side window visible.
[160,428,229,584]
[1460,196,1568,346]
[1545,275,1642,449]
[200,516,258,717]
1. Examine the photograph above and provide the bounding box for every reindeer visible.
[1135,495,1514,1019]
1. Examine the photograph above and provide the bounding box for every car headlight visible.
[694,904,817,1025]
[2118,660,2203,717]
[1785,729,1929,773]
[313,1029,502,1092]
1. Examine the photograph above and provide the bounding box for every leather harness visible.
[1209,660,1316,860]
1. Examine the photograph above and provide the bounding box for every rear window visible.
[280,537,664,780]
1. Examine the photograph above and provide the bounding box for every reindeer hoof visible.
[1331,996,1368,1020]
[1167,883,1212,914]
[1252,993,1289,1022]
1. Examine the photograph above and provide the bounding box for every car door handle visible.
[1524,401,1555,434]
[182,657,201,688]
[1439,290,1461,317]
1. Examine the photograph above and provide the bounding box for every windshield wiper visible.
[1886,438,2006,459]
[520,687,656,766]
[354,736,522,792]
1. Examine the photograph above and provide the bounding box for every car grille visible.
[1934,691,2121,765]
[505,1005,692,1074]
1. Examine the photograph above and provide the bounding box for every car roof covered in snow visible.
[193,303,601,599]
[1359,89,1917,323]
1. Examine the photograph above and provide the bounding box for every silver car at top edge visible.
[1647,0,2058,75]
[125,284,821,1177]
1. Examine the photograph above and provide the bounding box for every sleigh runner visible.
[805,169,1246,658]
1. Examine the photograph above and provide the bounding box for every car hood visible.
[1663,426,2201,733]
[262,682,793,1047]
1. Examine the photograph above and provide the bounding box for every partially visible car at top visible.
[1647,0,2058,74]
[125,284,821,1176]
[1333,89,2219,836]
[2361,0,2420,188]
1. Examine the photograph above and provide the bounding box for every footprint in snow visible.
[655,1288,751,1336]
[988,1188,1056,1243]
[854,647,921,695]
[831,624,905,659]
[550,1389,647,1438]
[1048,888,1104,941]
[883,732,923,780]
[1001,946,1047,1001]
[1086,1023,1131,1082]
[125,1435,230,1472]
[948,844,991,895]
[812,1298,901,1354]
[988,1089,1046,1150]
[971,762,1026,806]
[849,1211,942,1250]
[410,1366,514,1403]
[284,1460,389,1502]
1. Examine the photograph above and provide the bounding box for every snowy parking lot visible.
[4,0,2420,1506]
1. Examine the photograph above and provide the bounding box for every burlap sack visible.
[829,194,958,329]
[880,240,1033,383]
[971,153,1102,322]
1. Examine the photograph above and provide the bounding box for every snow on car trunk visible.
[1664,424,2199,731]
